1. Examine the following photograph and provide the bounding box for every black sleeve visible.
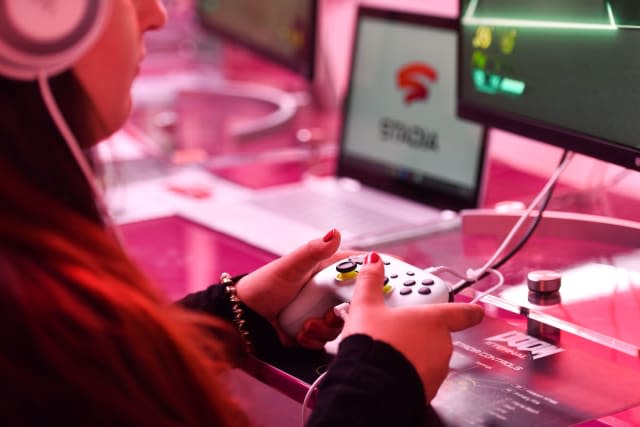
[307,334,442,427]
[176,282,285,363]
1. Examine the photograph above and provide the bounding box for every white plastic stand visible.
[461,208,640,247]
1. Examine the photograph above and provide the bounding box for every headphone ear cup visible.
[0,0,109,80]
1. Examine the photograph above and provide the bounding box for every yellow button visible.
[383,284,394,295]
[336,271,358,281]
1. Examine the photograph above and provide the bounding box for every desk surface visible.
[119,211,640,427]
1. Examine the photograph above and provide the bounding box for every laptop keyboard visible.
[249,191,419,237]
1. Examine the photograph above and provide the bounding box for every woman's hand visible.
[235,229,354,348]
[342,252,484,402]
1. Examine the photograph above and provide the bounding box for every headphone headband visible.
[0,0,109,80]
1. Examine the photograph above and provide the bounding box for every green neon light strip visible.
[462,0,626,30]
[606,2,615,26]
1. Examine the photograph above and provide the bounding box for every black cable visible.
[453,150,570,293]
[491,149,569,269]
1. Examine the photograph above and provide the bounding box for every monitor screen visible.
[338,7,487,210]
[195,0,317,80]
[458,0,640,171]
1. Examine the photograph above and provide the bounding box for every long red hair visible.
[0,74,252,426]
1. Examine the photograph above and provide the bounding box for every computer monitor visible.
[458,0,640,171]
[338,7,487,210]
[195,0,317,80]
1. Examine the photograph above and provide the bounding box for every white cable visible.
[469,268,504,304]
[465,152,574,281]
[332,302,350,320]
[434,152,573,295]
[299,302,351,425]
[301,371,328,427]
[38,72,124,246]
[425,266,470,282]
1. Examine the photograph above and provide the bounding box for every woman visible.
[0,1,484,425]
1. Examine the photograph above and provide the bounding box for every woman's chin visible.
[90,103,132,146]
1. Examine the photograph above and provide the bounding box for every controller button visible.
[403,279,416,287]
[383,284,394,295]
[336,261,358,273]
[418,287,432,295]
[400,288,412,295]
[336,271,358,281]
[421,278,435,286]
[390,273,398,279]
[383,260,391,265]
[406,271,415,276]
[384,276,389,285]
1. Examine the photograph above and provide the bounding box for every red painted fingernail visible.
[365,252,380,264]
[322,229,335,242]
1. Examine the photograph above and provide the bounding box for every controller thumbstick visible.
[336,261,357,273]
[336,261,358,281]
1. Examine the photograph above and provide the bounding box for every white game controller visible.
[279,254,453,338]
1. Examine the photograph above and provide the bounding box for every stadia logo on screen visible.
[396,62,438,105]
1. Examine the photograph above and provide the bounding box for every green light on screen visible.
[500,78,526,95]
[489,74,502,90]
[472,70,525,96]
[473,69,498,94]
[471,51,487,69]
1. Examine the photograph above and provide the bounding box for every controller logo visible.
[486,331,564,360]
[397,62,438,105]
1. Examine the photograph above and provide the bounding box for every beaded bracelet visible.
[221,272,253,353]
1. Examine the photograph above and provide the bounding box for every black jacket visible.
[179,283,439,426]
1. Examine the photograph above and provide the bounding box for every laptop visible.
[186,7,488,256]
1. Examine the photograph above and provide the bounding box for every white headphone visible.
[0,0,109,80]
[0,0,123,244]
